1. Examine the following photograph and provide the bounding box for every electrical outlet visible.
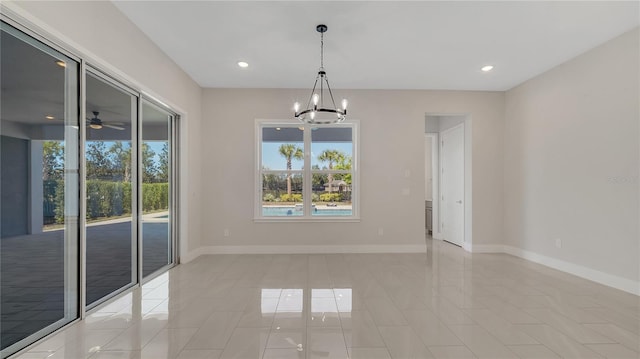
[224,229,230,237]
[555,238,562,248]
[378,227,384,236]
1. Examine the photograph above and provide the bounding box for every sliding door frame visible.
[0,18,82,358]
[84,66,140,311]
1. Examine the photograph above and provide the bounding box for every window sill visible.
[254,216,361,223]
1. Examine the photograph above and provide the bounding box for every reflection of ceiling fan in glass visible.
[87,111,125,130]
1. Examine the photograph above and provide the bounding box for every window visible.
[256,121,358,220]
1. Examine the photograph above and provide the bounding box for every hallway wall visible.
[504,28,640,292]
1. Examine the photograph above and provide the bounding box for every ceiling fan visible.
[87,111,125,130]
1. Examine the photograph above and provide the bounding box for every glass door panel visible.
[141,100,173,278]
[0,22,79,357]
[85,72,137,307]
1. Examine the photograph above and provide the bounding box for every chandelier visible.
[294,24,348,124]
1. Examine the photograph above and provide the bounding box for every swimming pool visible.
[262,207,352,216]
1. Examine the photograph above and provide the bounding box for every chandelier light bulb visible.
[310,111,316,120]
[342,99,348,110]
[294,102,300,112]
[312,93,319,106]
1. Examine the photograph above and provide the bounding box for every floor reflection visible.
[16,243,640,359]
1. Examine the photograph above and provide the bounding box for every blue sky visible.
[262,142,352,170]
[145,141,165,163]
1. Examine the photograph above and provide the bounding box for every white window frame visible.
[255,119,359,222]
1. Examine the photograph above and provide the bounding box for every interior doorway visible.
[425,114,472,251]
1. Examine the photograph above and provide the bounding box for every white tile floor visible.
[14,239,640,359]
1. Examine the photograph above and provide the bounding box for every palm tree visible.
[318,149,345,193]
[278,144,304,195]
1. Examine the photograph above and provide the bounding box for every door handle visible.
[456,200,462,204]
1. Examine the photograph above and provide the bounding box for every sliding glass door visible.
[1,22,79,356]
[85,72,137,307]
[0,18,178,358]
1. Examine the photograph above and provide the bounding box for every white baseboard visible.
[189,244,427,256]
[471,244,639,296]
[180,247,206,263]
[502,245,640,296]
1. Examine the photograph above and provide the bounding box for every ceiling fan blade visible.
[103,124,125,130]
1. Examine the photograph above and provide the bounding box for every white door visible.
[440,124,464,246]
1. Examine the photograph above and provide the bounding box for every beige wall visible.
[201,89,504,251]
[5,0,204,254]
[504,28,640,283]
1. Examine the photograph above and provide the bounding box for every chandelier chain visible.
[320,31,324,69]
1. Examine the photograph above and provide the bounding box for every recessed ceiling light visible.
[55,60,66,68]
[481,65,494,72]
[237,61,249,68]
[45,115,55,120]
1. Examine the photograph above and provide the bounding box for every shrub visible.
[53,180,64,224]
[311,193,320,202]
[319,192,342,202]
[58,180,168,220]
[263,193,276,202]
[122,182,132,213]
[142,183,169,212]
[280,193,303,202]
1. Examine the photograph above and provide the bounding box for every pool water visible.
[262,207,352,216]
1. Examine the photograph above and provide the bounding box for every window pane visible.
[261,127,304,170]
[312,173,353,216]
[141,100,173,278]
[1,23,79,355]
[311,127,352,169]
[310,127,354,217]
[85,73,136,306]
[262,173,303,216]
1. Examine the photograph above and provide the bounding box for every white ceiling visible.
[113,1,639,91]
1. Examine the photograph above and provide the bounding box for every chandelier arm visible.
[320,73,324,107]
[323,73,339,110]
